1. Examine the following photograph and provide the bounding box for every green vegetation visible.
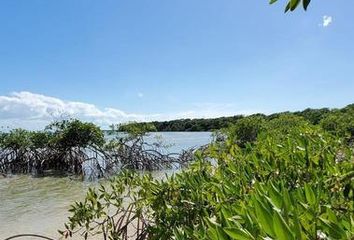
[113,122,157,138]
[0,119,107,176]
[0,119,195,177]
[224,116,266,148]
[46,119,105,149]
[61,106,354,239]
[320,105,354,142]
[118,116,244,132]
[117,105,352,132]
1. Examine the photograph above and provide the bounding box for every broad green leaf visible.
[290,0,301,11]
[282,188,292,215]
[268,183,283,209]
[304,184,316,206]
[273,211,294,240]
[207,227,219,240]
[254,199,275,237]
[224,227,255,240]
[326,207,338,223]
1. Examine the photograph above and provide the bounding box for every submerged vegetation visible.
[60,105,354,239]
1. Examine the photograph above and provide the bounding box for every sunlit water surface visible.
[0,132,211,239]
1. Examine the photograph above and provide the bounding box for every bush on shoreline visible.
[0,119,107,176]
[61,110,354,239]
[0,119,196,177]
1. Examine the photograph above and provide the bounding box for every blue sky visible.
[0,0,353,128]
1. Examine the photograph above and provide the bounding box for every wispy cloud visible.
[321,15,333,27]
[137,92,144,98]
[0,91,259,129]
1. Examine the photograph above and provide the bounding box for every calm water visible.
[0,132,211,239]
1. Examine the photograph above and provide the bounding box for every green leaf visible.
[224,227,255,240]
[273,211,294,240]
[319,218,347,239]
[290,0,301,11]
[207,228,219,240]
[216,226,230,240]
[282,187,293,215]
[326,207,338,223]
[292,208,303,240]
[254,199,275,237]
[304,184,316,206]
[268,183,283,209]
[269,0,278,4]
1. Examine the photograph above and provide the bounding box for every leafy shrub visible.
[116,122,157,137]
[0,119,106,175]
[28,131,52,149]
[61,125,354,239]
[320,110,354,141]
[225,116,266,147]
[47,119,105,149]
[295,108,330,125]
[0,129,32,150]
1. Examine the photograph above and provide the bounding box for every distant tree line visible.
[117,104,354,132]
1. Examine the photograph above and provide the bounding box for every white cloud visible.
[0,91,158,129]
[322,15,333,27]
[0,91,258,129]
[137,92,144,98]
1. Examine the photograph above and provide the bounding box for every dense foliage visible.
[0,119,106,176]
[114,122,157,138]
[320,105,354,143]
[61,107,354,239]
[118,116,245,132]
[0,119,195,177]
[0,120,104,152]
[47,119,105,149]
[117,105,352,132]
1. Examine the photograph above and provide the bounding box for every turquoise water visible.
[0,132,211,239]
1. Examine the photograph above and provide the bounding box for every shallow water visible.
[0,132,211,239]
[0,175,96,239]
